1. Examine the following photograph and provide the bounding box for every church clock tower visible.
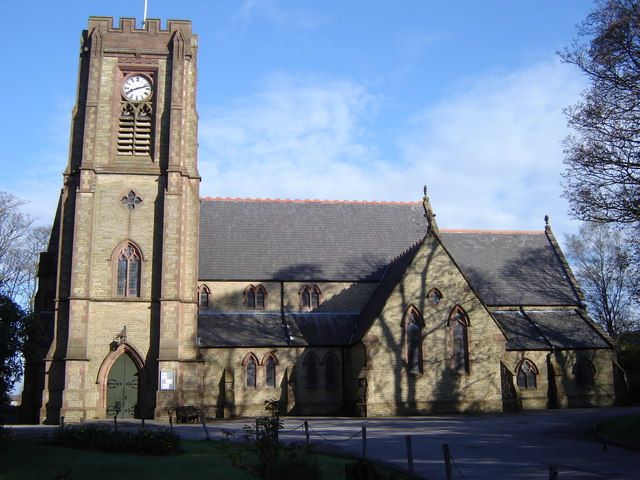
[26,17,201,423]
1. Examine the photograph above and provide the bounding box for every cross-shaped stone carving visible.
[121,190,142,210]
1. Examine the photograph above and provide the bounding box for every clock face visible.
[122,75,152,102]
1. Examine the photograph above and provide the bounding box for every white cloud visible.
[400,60,586,232]
[232,0,326,31]
[199,74,390,200]
[199,59,586,234]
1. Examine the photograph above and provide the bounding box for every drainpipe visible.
[341,346,347,414]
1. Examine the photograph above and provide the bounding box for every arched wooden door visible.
[106,353,139,419]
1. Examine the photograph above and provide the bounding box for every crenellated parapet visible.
[83,17,196,58]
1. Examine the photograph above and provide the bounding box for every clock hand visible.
[127,85,149,93]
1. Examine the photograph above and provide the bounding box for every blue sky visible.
[1,0,595,235]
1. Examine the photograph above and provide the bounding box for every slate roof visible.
[491,310,553,350]
[439,231,580,306]
[198,198,580,308]
[199,198,427,281]
[198,311,359,347]
[491,309,611,350]
[525,310,611,349]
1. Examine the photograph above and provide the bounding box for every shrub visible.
[273,442,321,480]
[48,424,180,455]
[221,399,321,480]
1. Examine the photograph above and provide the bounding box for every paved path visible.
[11,406,640,479]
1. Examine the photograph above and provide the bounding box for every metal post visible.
[201,413,211,441]
[406,435,414,474]
[362,426,367,460]
[304,421,310,446]
[256,418,260,441]
[549,465,559,479]
[443,444,452,480]
[141,417,145,429]
[59,416,65,428]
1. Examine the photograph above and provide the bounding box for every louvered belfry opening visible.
[117,101,153,156]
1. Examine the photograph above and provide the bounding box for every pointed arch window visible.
[516,359,538,389]
[450,306,469,373]
[305,352,318,388]
[325,353,339,387]
[116,243,141,297]
[198,285,211,309]
[245,284,267,309]
[300,285,321,310]
[244,354,258,388]
[404,307,423,375]
[265,355,277,388]
[574,358,595,387]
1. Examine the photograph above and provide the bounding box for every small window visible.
[450,306,469,373]
[265,356,276,388]
[246,357,257,388]
[116,243,141,297]
[198,285,210,309]
[300,285,321,310]
[575,358,595,387]
[427,287,443,306]
[516,359,538,389]
[305,353,318,388]
[325,353,338,387]
[245,284,266,309]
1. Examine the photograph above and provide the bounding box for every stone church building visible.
[21,18,619,424]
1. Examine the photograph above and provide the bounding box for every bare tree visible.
[0,192,33,277]
[0,226,50,312]
[0,191,50,312]
[560,1,640,234]
[565,222,638,338]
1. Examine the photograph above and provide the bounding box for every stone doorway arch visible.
[97,344,144,419]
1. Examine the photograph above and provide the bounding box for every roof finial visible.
[422,185,438,234]
[544,215,551,232]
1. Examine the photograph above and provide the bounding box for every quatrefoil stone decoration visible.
[121,190,142,211]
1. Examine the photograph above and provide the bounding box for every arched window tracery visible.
[300,285,321,310]
[245,284,267,309]
[265,354,277,388]
[403,306,424,375]
[243,353,259,388]
[516,359,538,389]
[116,242,141,297]
[450,306,469,373]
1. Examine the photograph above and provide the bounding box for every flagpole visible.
[143,0,148,27]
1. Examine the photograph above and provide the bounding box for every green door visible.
[106,354,139,419]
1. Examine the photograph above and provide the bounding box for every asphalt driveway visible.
[12,406,640,479]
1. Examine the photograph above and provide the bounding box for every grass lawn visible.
[0,437,412,480]
[598,414,640,446]
[0,438,260,480]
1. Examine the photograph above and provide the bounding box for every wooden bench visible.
[175,405,202,423]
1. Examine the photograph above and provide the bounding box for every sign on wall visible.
[160,370,175,391]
